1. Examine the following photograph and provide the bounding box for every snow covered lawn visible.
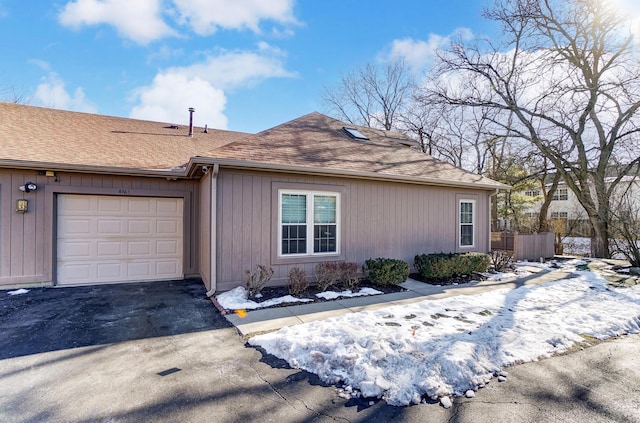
[249,265,640,406]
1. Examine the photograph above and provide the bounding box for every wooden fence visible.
[491,232,555,261]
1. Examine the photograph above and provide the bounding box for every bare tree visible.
[322,60,415,131]
[1,85,29,104]
[610,192,640,267]
[427,0,640,258]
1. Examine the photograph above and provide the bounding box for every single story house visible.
[0,102,508,293]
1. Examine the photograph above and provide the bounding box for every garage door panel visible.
[98,219,123,235]
[97,241,122,256]
[98,197,124,213]
[97,262,123,279]
[64,196,93,213]
[128,220,151,234]
[156,240,178,254]
[127,262,151,277]
[59,218,92,235]
[59,263,92,281]
[156,260,179,276]
[57,195,184,285]
[127,241,150,255]
[157,219,180,234]
[60,241,93,258]
[156,199,180,214]
[128,198,152,213]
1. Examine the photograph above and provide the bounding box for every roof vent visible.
[343,127,369,141]
[188,107,195,137]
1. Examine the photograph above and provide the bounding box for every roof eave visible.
[0,159,190,179]
[191,157,511,191]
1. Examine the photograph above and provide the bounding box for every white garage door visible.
[57,195,184,286]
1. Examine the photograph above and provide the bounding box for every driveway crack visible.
[249,361,350,422]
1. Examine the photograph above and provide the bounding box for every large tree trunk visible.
[589,217,610,258]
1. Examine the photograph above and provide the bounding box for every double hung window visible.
[459,200,475,247]
[279,191,339,256]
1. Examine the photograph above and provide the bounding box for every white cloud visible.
[57,0,298,42]
[33,73,97,113]
[130,45,295,127]
[58,0,176,45]
[386,28,474,71]
[172,0,297,36]
[130,73,227,127]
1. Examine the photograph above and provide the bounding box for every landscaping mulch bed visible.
[408,273,478,286]
[252,280,406,309]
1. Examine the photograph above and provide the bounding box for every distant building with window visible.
[518,172,640,236]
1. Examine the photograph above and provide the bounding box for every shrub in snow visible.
[338,262,363,290]
[244,264,274,299]
[316,262,340,291]
[414,252,490,280]
[288,267,309,296]
[490,250,513,272]
[365,258,409,286]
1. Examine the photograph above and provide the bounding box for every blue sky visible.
[0,0,638,133]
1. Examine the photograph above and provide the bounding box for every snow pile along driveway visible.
[250,270,640,406]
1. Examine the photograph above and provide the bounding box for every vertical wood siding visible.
[0,169,199,287]
[215,169,491,291]
[198,173,211,289]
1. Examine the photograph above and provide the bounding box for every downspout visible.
[489,189,500,252]
[206,163,220,297]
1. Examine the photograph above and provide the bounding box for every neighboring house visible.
[0,103,507,293]
[520,174,640,235]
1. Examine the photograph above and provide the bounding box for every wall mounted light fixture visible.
[16,199,28,213]
[19,182,37,193]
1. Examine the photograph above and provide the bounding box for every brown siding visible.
[198,173,211,290]
[0,169,199,287]
[215,169,492,291]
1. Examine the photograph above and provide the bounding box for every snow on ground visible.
[316,287,383,300]
[250,268,640,406]
[7,288,29,296]
[216,287,313,310]
[216,286,384,310]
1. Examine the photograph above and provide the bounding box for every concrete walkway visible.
[226,265,573,336]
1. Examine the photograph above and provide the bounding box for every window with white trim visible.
[279,190,339,256]
[552,188,568,201]
[459,200,475,247]
[550,211,568,220]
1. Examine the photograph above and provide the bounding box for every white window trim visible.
[278,189,341,258]
[459,199,476,248]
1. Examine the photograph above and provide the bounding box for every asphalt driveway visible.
[0,279,231,359]
[1,279,639,422]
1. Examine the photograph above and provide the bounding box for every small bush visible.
[244,264,274,298]
[365,258,409,286]
[414,252,490,280]
[288,267,309,296]
[490,250,513,272]
[338,262,363,291]
[316,262,340,291]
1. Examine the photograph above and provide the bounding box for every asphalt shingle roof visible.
[0,103,507,189]
[207,112,506,189]
[0,102,248,170]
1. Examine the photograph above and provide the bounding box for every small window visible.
[524,189,541,197]
[279,190,340,257]
[552,188,568,201]
[550,211,568,220]
[459,200,475,247]
[343,127,369,140]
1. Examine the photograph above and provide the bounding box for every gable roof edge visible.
[193,157,510,191]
